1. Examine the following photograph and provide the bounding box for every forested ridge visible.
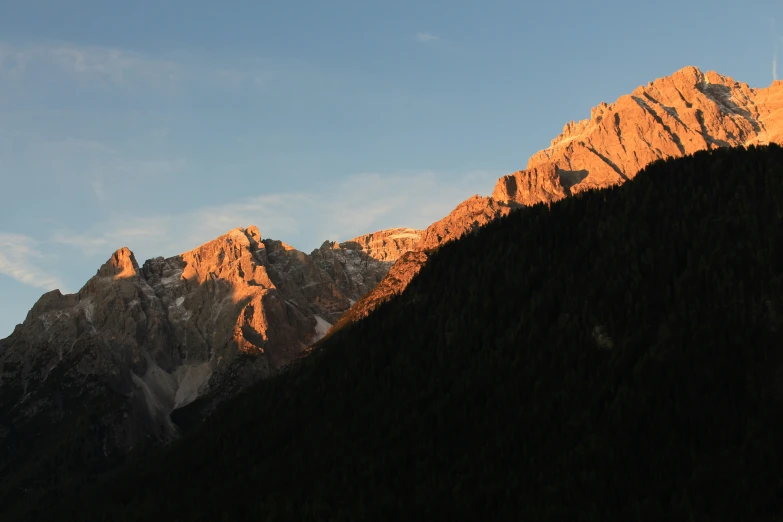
[16,145,783,520]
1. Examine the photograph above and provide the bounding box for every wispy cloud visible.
[28,136,187,204]
[0,41,267,92]
[416,32,440,43]
[0,233,64,291]
[51,45,179,86]
[50,169,504,262]
[50,232,108,251]
[0,42,179,89]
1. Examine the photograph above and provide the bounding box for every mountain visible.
[56,145,783,521]
[522,66,783,195]
[335,66,783,331]
[3,64,782,516]
[0,225,420,502]
[334,197,510,329]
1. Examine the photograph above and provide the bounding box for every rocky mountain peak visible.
[504,65,783,198]
[319,240,341,251]
[0,217,427,458]
[244,225,262,243]
[96,246,139,280]
[338,67,783,336]
[0,224,333,463]
[174,226,274,289]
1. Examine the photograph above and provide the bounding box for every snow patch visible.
[175,296,185,307]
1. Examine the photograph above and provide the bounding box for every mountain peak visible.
[244,225,261,243]
[671,64,705,83]
[97,246,139,280]
[518,65,783,197]
[351,66,783,331]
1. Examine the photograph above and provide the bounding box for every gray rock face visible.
[0,225,413,467]
[332,250,431,331]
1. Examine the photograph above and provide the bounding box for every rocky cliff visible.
[417,196,511,250]
[0,225,412,469]
[332,250,431,331]
[518,66,783,198]
[330,197,512,333]
[491,163,568,207]
[339,228,422,262]
[333,66,783,332]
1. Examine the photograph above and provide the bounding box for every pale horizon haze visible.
[1,0,783,336]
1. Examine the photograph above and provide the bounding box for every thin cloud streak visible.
[50,232,108,250]
[0,41,267,92]
[27,136,188,204]
[416,32,439,43]
[0,233,64,291]
[50,45,179,86]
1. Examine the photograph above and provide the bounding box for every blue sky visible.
[1,0,782,337]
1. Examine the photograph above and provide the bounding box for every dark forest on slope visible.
[15,145,783,520]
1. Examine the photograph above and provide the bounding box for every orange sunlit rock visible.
[519,65,783,197]
[337,66,783,332]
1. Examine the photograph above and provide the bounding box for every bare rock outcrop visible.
[418,195,511,250]
[0,224,414,465]
[262,238,395,325]
[332,250,430,332]
[491,162,569,207]
[0,228,310,460]
[334,66,783,334]
[519,66,783,196]
[339,228,422,262]
[329,197,511,335]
